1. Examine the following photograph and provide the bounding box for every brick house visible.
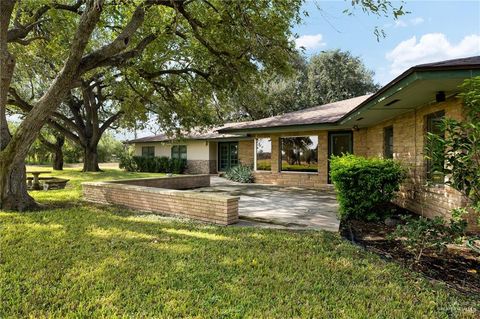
[130,56,480,222]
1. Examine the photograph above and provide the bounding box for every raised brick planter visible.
[82,175,239,225]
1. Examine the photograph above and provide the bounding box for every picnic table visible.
[26,171,51,190]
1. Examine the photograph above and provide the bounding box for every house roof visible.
[127,123,247,143]
[217,95,372,133]
[409,56,480,70]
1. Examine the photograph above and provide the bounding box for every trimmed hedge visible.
[132,156,186,174]
[330,155,406,221]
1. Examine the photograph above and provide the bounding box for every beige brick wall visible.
[238,140,254,167]
[254,171,333,190]
[361,97,469,221]
[83,176,239,225]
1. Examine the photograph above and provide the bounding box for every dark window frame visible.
[425,110,445,182]
[384,126,394,159]
[255,138,272,171]
[171,145,187,160]
[280,135,319,173]
[141,146,155,157]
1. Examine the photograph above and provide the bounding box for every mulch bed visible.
[340,209,480,296]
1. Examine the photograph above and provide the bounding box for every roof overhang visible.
[340,69,480,127]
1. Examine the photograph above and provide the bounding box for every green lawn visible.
[0,168,478,318]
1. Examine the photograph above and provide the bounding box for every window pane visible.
[171,145,179,159]
[384,126,394,159]
[180,145,187,160]
[256,138,271,171]
[172,145,187,160]
[142,146,154,157]
[426,111,445,182]
[281,136,318,172]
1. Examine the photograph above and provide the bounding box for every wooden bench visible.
[42,178,70,190]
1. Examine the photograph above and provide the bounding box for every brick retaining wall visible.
[109,174,210,189]
[83,176,239,225]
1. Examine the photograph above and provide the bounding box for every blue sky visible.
[293,0,480,84]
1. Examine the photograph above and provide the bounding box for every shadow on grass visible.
[2,204,479,318]
[2,169,477,317]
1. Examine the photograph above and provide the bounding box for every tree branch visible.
[7,0,83,43]
[140,67,210,80]
[78,4,146,72]
[99,111,124,135]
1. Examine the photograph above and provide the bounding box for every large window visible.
[384,126,394,159]
[142,146,155,157]
[281,136,318,172]
[171,145,187,160]
[255,138,272,170]
[425,111,445,182]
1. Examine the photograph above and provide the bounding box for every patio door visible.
[218,142,239,171]
[328,131,353,183]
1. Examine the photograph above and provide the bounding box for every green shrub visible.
[389,214,467,262]
[132,156,186,173]
[330,154,406,221]
[170,158,186,174]
[119,150,137,172]
[224,165,254,183]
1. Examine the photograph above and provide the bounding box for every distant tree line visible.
[228,49,380,120]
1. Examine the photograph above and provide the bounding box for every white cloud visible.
[394,20,408,28]
[410,17,425,26]
[393,17,424,28]
[295,34,326,50]
[386,33,480,75]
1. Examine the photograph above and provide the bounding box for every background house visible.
[128,124,253,174]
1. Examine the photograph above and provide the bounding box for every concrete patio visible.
[193,177,340,231]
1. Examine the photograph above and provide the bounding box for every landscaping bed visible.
[340,208,480,296]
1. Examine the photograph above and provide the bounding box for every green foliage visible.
[132,156,186,174]
[390,214,467,262]
[118,149,137,172]
[426,77,480,218]
[97,133,125,163]
[27,131,123,165]
[330,155,406,221]
[224,165,254,183]
[229,50,380,120]
[307,50,380,106]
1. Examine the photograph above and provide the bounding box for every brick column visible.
[238,140,254,167]
[318,132,328,184]
[271,136,280,172]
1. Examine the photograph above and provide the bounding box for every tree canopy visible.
[1,0,406,210]
[229,49,379,120]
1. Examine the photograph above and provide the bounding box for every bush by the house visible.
[389,213,467,262]
[130,156,186,174]
[330,154,406,221]
[224,165,254,183]
[119,149,137,172]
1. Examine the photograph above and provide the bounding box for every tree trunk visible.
[52,135,65,170]
[0,155,37,211]
[83,145,101,172]
[53,149,64,170]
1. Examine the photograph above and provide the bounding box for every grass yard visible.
[0,168,478,318]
